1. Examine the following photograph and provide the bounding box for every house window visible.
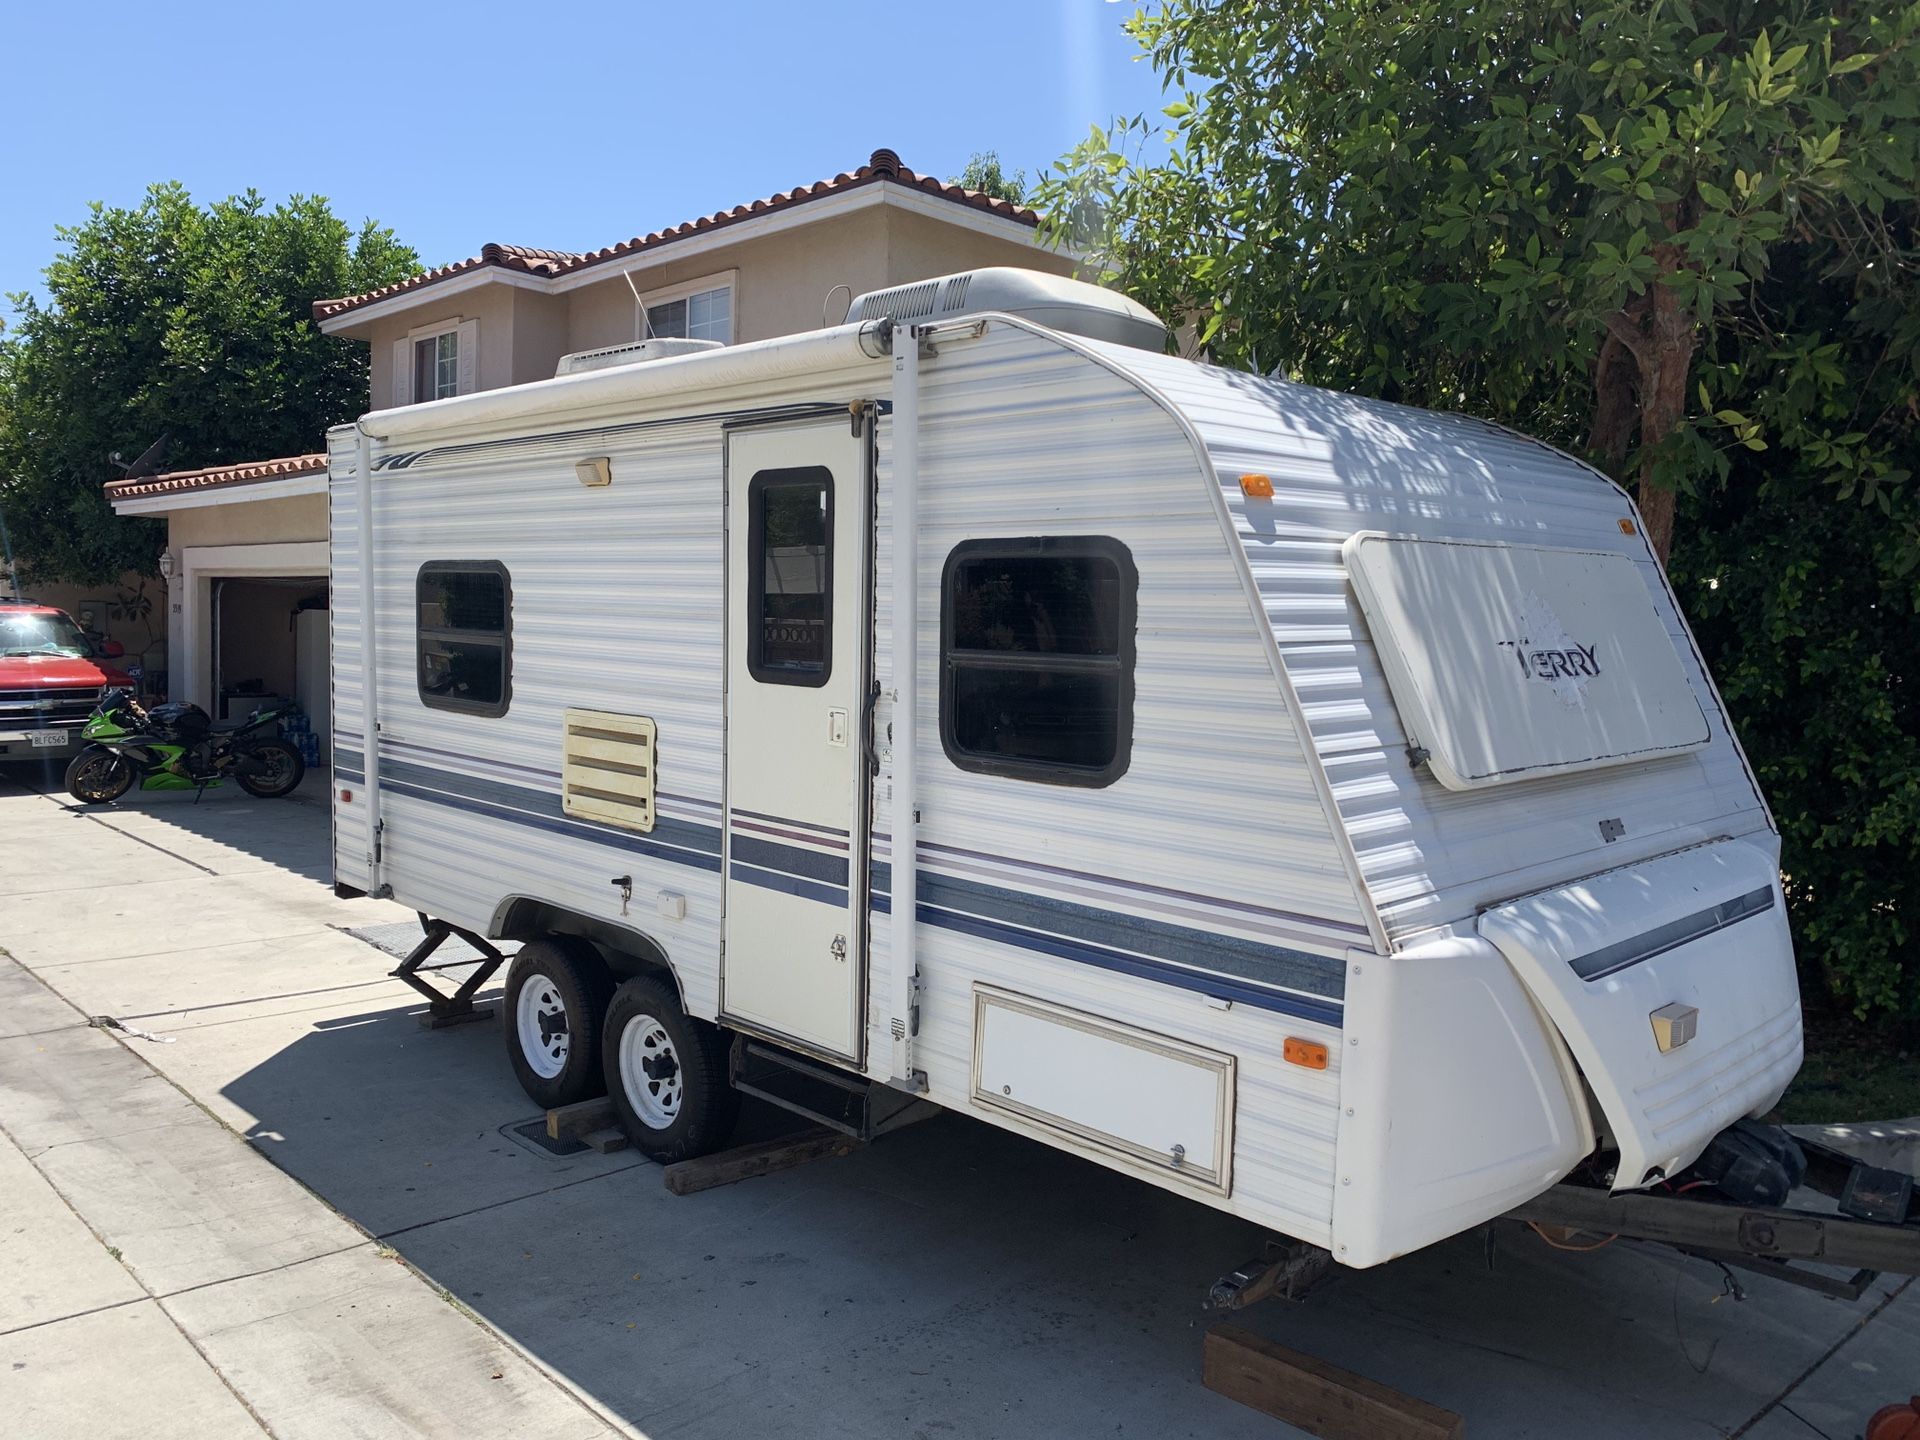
[417,562,511,716]
[940,537,1137,787]
[645,284,732,344]
[413,331,459,402]
[746,468,832,686]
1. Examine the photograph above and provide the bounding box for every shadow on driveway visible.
[209,989,1909,1440]
[1,762,332,885]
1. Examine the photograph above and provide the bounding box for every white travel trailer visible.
[329,268,1807,1269]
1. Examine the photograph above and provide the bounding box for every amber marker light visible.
[1283,1037,1329,1070]
[1618,517,1637,535]
[1240,473,1275,499]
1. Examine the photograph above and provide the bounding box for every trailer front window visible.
[940,537,1136,787]
[417,562,512,716]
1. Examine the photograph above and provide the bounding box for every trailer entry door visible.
[1342,533,1709,791]
[721,418,870,1060]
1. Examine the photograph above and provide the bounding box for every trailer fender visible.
[487,896,687,1011]
[1331,933,1595,1268]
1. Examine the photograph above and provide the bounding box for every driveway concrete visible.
[0,768,1912,1439]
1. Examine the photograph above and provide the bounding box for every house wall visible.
[510,291,572,387]
[163,494,328,551]
[34,575,156,658]
[560,209,892,353]
[883,207,1076,286]
[365,284,521,408]
[351,203,1077,410]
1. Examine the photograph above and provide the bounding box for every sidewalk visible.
[0,769,1913,1439]
[0,782,623,1440]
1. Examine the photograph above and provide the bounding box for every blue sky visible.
[1,1,1171,304]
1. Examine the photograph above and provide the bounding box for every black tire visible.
[65,747,136,804]
[235,739,305,798]
[602,976,738,1163]
[503,938,614,1109]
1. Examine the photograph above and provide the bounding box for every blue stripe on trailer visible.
[728,861,849,908]
[355,755,1347,1021]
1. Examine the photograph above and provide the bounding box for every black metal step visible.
[730,1037,875,1140]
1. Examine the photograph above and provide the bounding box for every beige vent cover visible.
[561,709,657,832]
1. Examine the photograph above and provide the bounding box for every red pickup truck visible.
[0,601,136,763]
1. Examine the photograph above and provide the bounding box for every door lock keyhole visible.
[830,934,847,964]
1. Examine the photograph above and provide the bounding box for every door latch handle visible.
[830,934,847,964]
[612,875,632,916]
[827,708,849,747]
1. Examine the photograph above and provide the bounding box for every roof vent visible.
[878,279,941,321]
[868,148,903,178]
[555,337,723,377]
[847,267,1167,352]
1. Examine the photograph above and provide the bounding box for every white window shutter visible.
[391,338,411,407]
[456,319,479,394]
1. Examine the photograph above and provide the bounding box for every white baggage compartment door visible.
[1478,839,1802,1191]
[1342,533,1709,790]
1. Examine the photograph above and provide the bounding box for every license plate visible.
[27,731,68,748]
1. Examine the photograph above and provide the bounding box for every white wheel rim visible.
[617,1013,682,1130]
[515,975,569,1079]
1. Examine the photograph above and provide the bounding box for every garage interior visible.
[213,577,329,761]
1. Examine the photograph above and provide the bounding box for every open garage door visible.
[212,576,329,762]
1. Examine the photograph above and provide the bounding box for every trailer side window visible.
[417,562,511,716]
[941,537,1136,787]
[747,467,833,686]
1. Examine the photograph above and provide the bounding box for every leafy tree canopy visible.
[1040,2,1917,560]
[0,185,418,585]
[952,150,1029,206]
[1039,2,1920,1023]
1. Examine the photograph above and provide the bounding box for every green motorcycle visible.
[65,688,305,804]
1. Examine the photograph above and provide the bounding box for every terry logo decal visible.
[1496,591,1603,706]
[1499,638,1602,681]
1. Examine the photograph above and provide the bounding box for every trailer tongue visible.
[1504,1122,1920,1300]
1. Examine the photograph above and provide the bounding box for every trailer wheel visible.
[602,977,738,1163]
[503,938,612,1108]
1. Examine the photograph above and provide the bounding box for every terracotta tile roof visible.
[313,149,1041,324]
[104,453,329,501]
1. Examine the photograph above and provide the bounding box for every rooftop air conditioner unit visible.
[847,267,1167,352]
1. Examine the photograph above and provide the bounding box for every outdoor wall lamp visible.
[575,457,612,488]
[157,550,175,579]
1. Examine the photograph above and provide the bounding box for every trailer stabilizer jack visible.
[1208,1239,1336,1311]
[390,913,507,1028]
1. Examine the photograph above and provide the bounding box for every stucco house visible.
[105,150,1072,757]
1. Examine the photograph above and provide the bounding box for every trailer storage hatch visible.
[1342,533,1710,791]
[1478,838,1802,1192]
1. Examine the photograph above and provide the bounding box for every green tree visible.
[0,185,418,584]
[1040,3,1916,562]
[1039,3,1920,1023]
[952,150,1029,206]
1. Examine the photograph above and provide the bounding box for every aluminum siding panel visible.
[329,361,884,1023]
[868,325,1367,1243]
[327,426,371,890]
[1096,349,1773,946]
